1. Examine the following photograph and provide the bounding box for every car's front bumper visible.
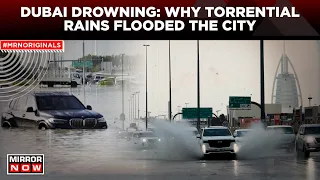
[202,144,237,155]
[305,143,320,152]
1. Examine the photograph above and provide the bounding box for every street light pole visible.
[131,96,134,121]
[168,40,172,122]
[260,40,266,125]
[143,44,150,131]
[82,40,86,105]
[129,98,131,121]
[197,40,200,131]
[120,54,125,130]
[137,91,140,120]
[132,93,136,120]
[177,106,181,113]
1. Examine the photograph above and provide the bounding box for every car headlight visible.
[202,144,206,153]
[142,138,147,142]
[158,138,161,142]
[305,136,315,143]
[233,143,239,153]
[97,117,106,122]
[48,118,67,124]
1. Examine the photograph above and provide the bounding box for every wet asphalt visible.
[0,127,320,180]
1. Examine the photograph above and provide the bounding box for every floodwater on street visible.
[0,86,320,180]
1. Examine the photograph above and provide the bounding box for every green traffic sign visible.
[72,60,93,68]
[229,96,251,109]
[182,108,212,119]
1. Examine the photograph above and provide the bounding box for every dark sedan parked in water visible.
[1,92,108,130]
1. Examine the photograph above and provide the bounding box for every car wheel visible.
[232,153,237,160]
[201,154,208,160]
[1,121,11,128]
[38,123,48,130]
[303,145,310,158]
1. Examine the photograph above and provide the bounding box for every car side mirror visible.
[26,107,34,112]
[300,132,304,135]
[86,105,92,110]
[196,134,201,139]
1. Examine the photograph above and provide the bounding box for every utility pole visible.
[132,93,136,120]
[129,98,131,121]
[131,96,133,121]
[94,40,97,55]
[143,44,150,130]
[120,54,125,130]
[260,40,266,125]
[197,40,200,131]
[82,40,86,105]
[137,91,140,120]
[169,40,172,122]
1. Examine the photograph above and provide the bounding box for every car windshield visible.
[305,127,320,134]
[268,127,294,134]
[36,96,85,110]
[237,130,251,137]
[133,132,156,138]
[203,129,231,136]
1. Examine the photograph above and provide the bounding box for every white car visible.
[131,131,161,148]
[295,124,320,158]
[233,129,252,143]
[197,126,238,158]
[266,125,296,152]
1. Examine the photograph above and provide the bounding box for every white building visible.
[271,43,303,113]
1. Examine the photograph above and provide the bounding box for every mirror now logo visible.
[7,154,44,175]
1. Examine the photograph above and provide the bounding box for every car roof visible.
[235,129,252,132]
[133,131,154,134]
[32,92,73,97]
[267,125,292,128]
[204,126,228,129]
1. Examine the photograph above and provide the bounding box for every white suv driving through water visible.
[197,126,238,158]
[296,124,320,158]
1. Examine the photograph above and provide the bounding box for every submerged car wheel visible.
[232,153,238,160]
[303,145,310,158]
[201,154,208,160]
[38,123,48,130]
[1,121,11,128]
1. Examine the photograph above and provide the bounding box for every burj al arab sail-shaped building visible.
[271,42,303,112]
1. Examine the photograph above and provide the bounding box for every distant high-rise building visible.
[271,42,303,112]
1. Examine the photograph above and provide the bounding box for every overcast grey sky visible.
[63,40,319,116]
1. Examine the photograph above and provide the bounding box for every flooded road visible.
[0,86,320,180]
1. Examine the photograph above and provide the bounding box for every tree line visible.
[78,54,141,72]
